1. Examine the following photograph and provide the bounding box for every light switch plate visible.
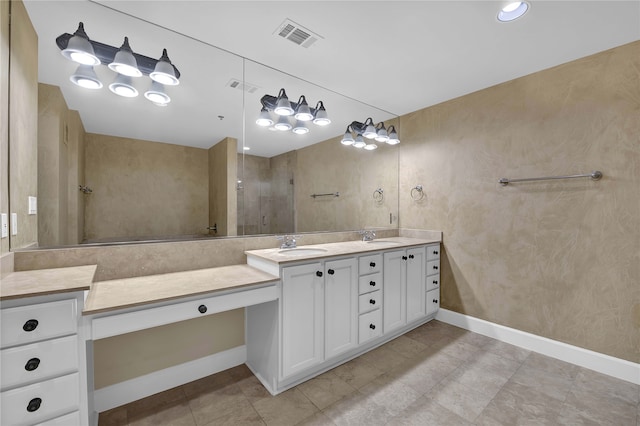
[28,196,37,215]
[11,213,17,235]
[1,213,7,238]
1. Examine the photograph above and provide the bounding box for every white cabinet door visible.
[406,246,426,322]
[324,258,358,359]
[383,250,406,333]
[281,263,324,378]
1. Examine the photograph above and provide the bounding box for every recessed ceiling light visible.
[497,1,529,22]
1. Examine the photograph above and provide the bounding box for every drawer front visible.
[358,272,382,294]
[359,254,382,275]
[426,260,440,277]
[35,411,80,426]
[1,372,79,426]
[358,309,382,344]
[1,335,78,391]
[358,291,381,314]
[426,289,440,316]
[426,273,440,292]
[426,245,441,261]
[1,300,77,348]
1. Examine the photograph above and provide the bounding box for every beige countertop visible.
[245,237,441,264]
[83,264,279,315]
[0,265,97,300]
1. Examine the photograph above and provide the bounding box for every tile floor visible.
[98,320,640,426]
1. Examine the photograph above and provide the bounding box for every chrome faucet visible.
[277,235,299,249]
[360,230,376,242]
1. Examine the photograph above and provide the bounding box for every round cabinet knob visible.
[369,262,376,267]
[316,271,323,277]
[433,280,438,285]
[433,299,438,303]
[434,251,439,255]
[369,299,376,305]
[369,324,376,330]
[23,319,39,332]
[24,358,41,372]
[198,305,207,314]
[27,398,42,412]
[433,266,439,270]
[369,281,376,286]
[402,256,407,260]
[409,254,414,259]
[327,269,335,275]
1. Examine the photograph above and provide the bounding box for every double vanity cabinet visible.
[245,238,441,394]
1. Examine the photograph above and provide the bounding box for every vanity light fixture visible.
[258,88,330,134]
[57,22,181,105]
[343,118,400,150]
[497,1,529,22]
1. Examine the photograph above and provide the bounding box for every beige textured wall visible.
[8,0,38,250]
[399,41,640,363]
[66,110,85,245]
[208,137,237,237]
[85,134,209,242]
[0,0,9,256]
[295,128,400,232]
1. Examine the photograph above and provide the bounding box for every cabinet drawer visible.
[426,273,440,292]
[358,272,381,294]
[426,289,440,316]
[358,309,382,344]
[359,254,382,275]
[426,260,440,277]
[1,335,78,391]
[358,291,381,314]
[35,410,80,426]
[1,300,77,349]
[426,245,441,261]
[1,372,79,426]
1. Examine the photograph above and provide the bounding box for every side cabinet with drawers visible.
[1,293,89,426]
[357,253,383,344]
[426,244,441,315]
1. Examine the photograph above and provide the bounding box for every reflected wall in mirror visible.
[10,0,399,250]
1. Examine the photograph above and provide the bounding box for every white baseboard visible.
[93,345,247,412]
[436,309,639,385]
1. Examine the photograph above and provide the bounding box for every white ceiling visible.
[24,1,640,158]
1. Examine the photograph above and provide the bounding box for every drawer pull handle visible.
[316,271,323,277]
[369,281,376,286]
[369,324,376,330]
[433,250,439,255]
[23,319,39,332]
[409,254,415,259]
[198,305,207,314]
[369,299,376,305]
[433,280,438,285]
[25,358,41,371]
[27,398,42,412]
[369,262,376,267]
[327,269,335,275]
[433,266,438,270]
[402,256,407,260]
[433,299,438,303]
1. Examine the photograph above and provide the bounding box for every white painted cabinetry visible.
[324,258,358,359]
[426,244,441,316]
[383,247,425,332]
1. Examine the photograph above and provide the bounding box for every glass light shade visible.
[363,124,377,139]
[274,115,292,131]
[375,128,388,143]
[292,121,309,134]
[313,103,330,126]
[61,23,100,66]
[498,1,529,21]
[144,81,170,105]
[274,90,294,116]
[353,134,366,149]
[364,143,378,151]
[341,132,354,145]
[294,96,313,121]
[70,65,102,89]
[150,49,180,86]
[108,37,142,77]
[256,108,274,126]
[109,74,138,97]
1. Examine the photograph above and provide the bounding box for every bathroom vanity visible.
[0,236,440,425]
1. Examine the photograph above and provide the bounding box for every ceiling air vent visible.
[226,79,260,94]
[274,19,322,48]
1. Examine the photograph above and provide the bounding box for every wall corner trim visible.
[93,345,247,413]
[436,309,639,385]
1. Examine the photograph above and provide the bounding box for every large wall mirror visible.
[11,1,399,250]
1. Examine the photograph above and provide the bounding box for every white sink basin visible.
[278,247,329,256]
[364,240,400,245]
